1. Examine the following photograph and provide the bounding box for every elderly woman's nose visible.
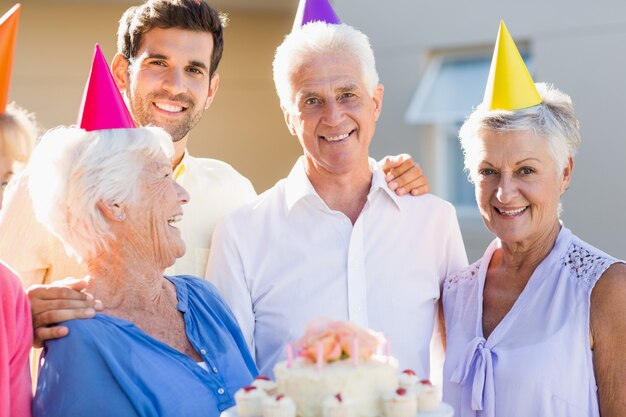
[175,182,190,205]
[496,174,518,203]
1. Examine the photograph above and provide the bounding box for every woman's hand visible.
[590,262,626,417]
[28,277,103,348]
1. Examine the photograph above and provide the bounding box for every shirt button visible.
[200,349,206,355]
[213,367,218,373]
[217,388,225,395]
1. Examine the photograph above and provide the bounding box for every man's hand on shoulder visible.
[379,154,430,196]
[28,276,103,348]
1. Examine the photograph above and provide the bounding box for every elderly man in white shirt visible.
[205,21,468,378]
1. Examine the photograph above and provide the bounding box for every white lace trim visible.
[444,261,480,290]
[561,242,613,289]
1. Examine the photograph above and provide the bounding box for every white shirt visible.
[206,156,468,377]
[0,151,256,286]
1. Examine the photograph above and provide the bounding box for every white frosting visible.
[415,383,440,412]
[382,390,418,417]
[235,387,267,417]
[262,395,297,417]
[397,372,419,392]
[274,355,398,417]
[322,395,356,417]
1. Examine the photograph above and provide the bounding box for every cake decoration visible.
[296,318,382,364]
[234,319,445,417]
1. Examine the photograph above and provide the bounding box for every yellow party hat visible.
[483,21,542,111]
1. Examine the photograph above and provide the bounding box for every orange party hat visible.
[0,4,21,113]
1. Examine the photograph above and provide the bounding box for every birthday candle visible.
[316,343,323,371]
[286,343,294,368]
[385,337,390,364]
[353,337,359,367]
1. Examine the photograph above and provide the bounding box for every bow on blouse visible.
[450,336,496,416]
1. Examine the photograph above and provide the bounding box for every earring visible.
[116,213,125,221]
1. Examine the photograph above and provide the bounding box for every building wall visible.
[2,0,300,194]
[336,0,626,261]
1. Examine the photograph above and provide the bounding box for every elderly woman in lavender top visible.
[29,126,257,417]
[442,83,625,417]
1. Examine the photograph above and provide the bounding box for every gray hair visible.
[28,126,174,262]
[459,82,581,182]
[273,22,379,111]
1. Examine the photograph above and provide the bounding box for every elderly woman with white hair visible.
[29,126,257,417]
[442,82,626,417]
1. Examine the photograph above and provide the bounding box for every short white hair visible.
[273,22,379,111]
[28,126,174,262]
[459,83,581,182]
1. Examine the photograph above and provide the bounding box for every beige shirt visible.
[164,152,257,277]
[0,151,256,288]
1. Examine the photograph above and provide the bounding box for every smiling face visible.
[125,152,190,269]
[113,27,219,144]
[473,129,572,246]
[283,52,383,178]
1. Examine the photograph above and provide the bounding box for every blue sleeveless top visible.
[442,227,620,417]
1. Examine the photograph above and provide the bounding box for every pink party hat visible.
[292,0,341,32]
[0,4,21,113]
[78,44,135,131]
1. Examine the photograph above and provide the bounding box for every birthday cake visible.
[234,319,443,417]
[275,319,397,417]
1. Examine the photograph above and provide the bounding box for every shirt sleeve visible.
[439,202,469,284]
[205,216,257,362]
[0,263,33,417]
[33,322,137,417]
[430,203,467,384]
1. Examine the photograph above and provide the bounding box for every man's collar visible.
[173,149,190,182]
[369,158,402,211]
[285,156,319,211]
[284,156,402,213]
